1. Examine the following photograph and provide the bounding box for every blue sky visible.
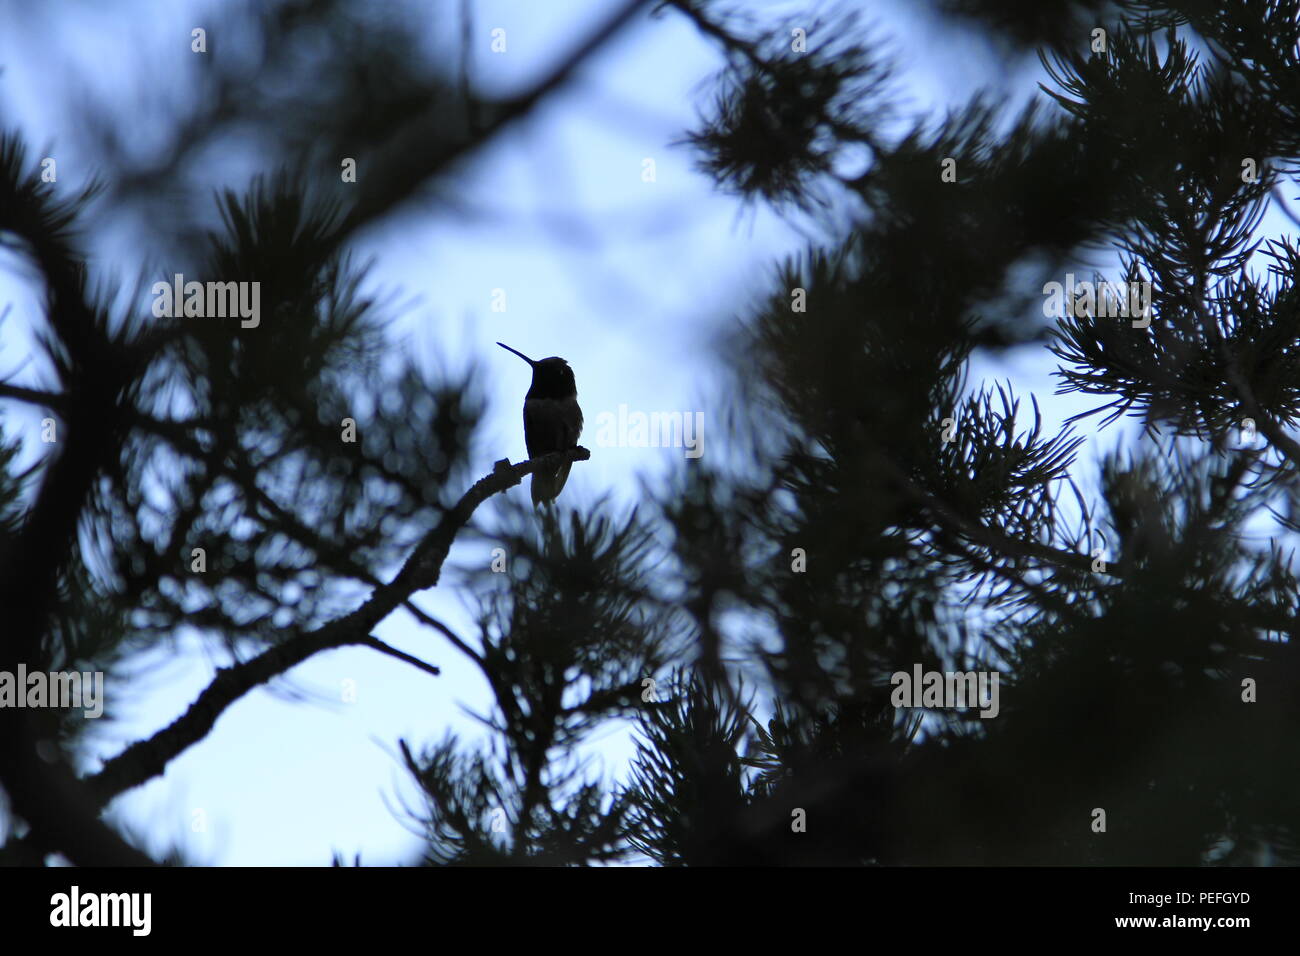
[2,0,1270,864]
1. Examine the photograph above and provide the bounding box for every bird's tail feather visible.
[531,461,572,506]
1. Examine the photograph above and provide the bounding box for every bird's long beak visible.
[496,342,536,367]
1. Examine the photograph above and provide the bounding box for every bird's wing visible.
[523,398,582,459]
[563,401,583,446]
[522,402,554,460]
[524,398,582,505]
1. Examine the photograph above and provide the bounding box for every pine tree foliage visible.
[2,0,1300,866]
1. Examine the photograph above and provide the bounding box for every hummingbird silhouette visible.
[497,342,583,505]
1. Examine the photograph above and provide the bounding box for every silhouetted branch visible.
[403,599,482,665]
[339,0,649,236]
[357,635,442,679]
[84,446,590,808]
[0,381,68,412]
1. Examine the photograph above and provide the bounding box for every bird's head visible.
[497,342,576,399]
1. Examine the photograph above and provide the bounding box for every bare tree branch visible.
[356,634,442,678]
[84,447,590,809]
[0,381,68,412]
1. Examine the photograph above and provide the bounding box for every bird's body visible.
[498,342,583,504]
